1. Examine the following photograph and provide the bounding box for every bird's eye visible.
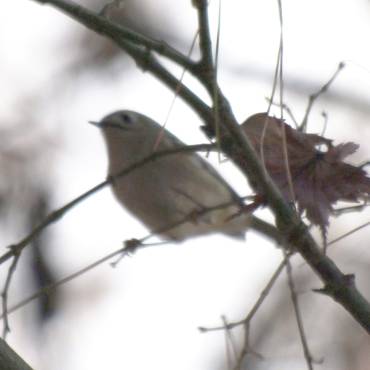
[120,113,133,124]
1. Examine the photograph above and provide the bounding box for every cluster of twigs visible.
[1,0,370,369]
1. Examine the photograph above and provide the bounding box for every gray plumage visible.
[94,110,250,240]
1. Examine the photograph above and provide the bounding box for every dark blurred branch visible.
[193,0,214,72]
[0,338,34,370]
[28,192,58,322]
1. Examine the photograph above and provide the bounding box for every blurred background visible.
[1,1,370,369]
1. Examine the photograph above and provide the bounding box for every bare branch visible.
[328,222,370,247]
[1,254,20,338]
[193,0,214,70]
[285,255,315,370]
[199,255,289,333]
[1,246,126,319]
[300,62,345,131]
[0,338,34,370]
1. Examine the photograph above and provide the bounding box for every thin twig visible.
[328,221,370,247]
[200,255,289,369]
[116,38,213,124]
[282,103,300,128]
[199,254,290,333]
[260,24,283,171]
[233,320,264,370]
[285,252,314,370]
[233,323,249,370]
[300,62,345,132]
[319,111,328,138]
[137,195,256,244]
[1,246,126,319]
[266,98,300,128]
[276,0,296,207]
[277,0,284,118]
[1,253,21,338]
[160,30,199,134]
[267,2,295,214]
[221,316,238,369]
[213,0,222,162]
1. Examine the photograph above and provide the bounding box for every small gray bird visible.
[91,110,250,241]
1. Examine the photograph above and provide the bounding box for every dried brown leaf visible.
[241,113,370,234]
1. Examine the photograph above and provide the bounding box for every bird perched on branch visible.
[90,110,251,241]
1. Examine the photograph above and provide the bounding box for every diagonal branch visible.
[31,0,212,123]
[300,62,345,131]
[191,7,370,332]
[33,0,195,71]
[0,144,213,265]
[0,142,282,265]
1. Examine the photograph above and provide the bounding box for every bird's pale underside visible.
[94,110,251,241]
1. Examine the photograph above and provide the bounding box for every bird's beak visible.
[88,120,102,128]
